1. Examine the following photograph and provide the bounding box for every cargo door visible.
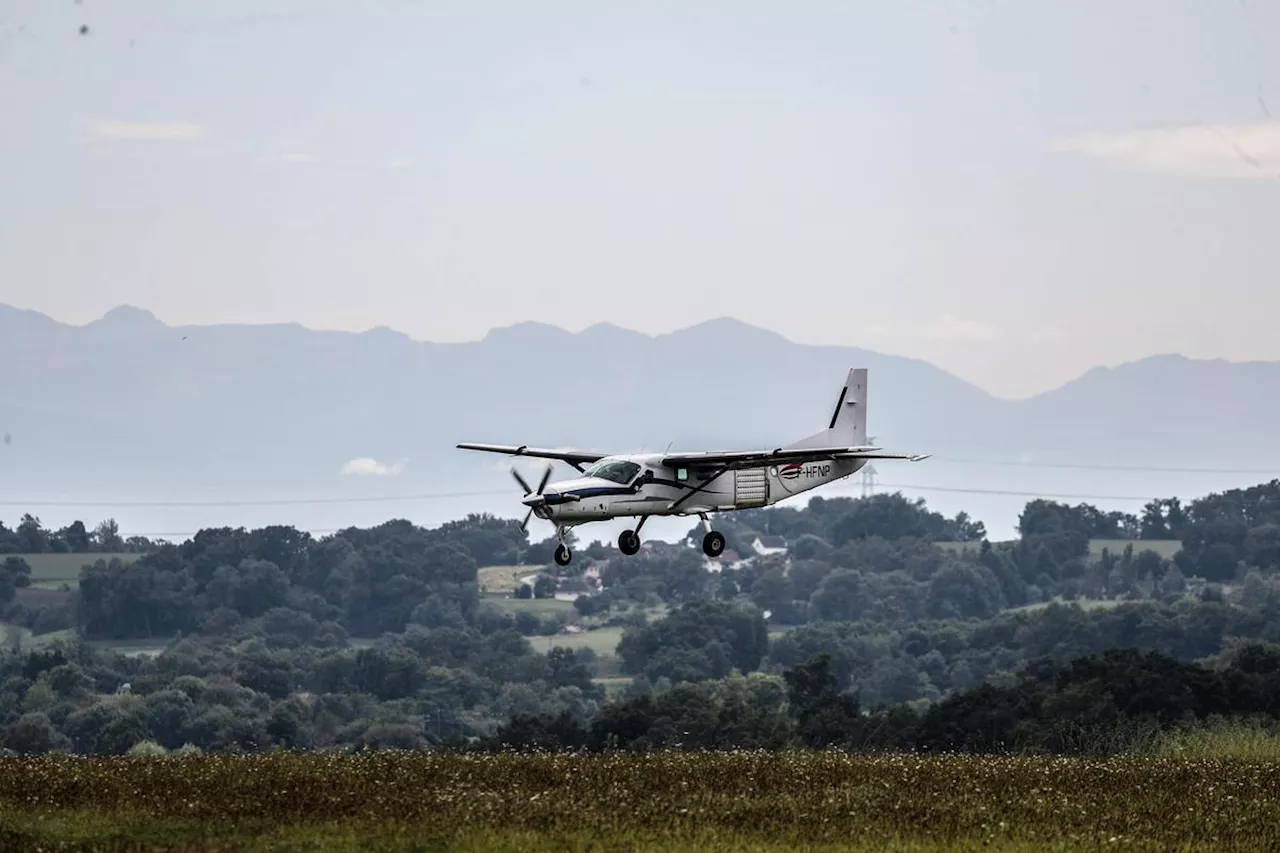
[733,467,769,508]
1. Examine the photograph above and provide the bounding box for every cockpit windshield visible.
[583,459,641,485]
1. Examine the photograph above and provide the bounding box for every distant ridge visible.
[1,303,1277,538]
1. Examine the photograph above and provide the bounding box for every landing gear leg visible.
[618,516,648,556]
[698,513,725,558]
[554,525,573,566]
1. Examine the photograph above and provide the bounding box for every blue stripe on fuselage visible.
[543,486,635,505]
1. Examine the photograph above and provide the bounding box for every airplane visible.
[456,367,929,566]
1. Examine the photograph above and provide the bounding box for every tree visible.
[56,521,92,553]
[533,575,557,599]
[2,712,69,754]
[783,654,863,748]
[1244,524,1280,571]
[92,518,124,553]
[617,599,769,680]
[1160,563,1187,598]
[2,556,31,588]
[16,514,49,553]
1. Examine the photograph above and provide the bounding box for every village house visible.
[751,535,788,556]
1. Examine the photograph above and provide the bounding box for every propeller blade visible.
[520,507,534,531]
[535,464,553,495]
[511,467,534,495]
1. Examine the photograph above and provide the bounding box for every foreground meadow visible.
[0,750,1278,851]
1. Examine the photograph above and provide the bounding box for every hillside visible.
[2,305,1278,538]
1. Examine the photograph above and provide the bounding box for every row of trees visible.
[2,483,1278,653]
[10,626,1280,757]
[0,624,603,755]
[603,571,1280,707]
[0,481,1277,756]
[488,644,1280,755]
[0,516,141,555]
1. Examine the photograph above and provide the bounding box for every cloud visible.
[922,314,999,343]
[341,457,407,476]
[1048,121,1280,178]
[280,152,320,163]
[92,121,205,141]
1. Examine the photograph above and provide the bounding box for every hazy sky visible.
[2,0,1277,398]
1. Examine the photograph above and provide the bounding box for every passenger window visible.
[677,468,689,481]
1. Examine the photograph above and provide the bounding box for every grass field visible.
[12,552,143,588]
[476,564,529,593]
[936,539,1183,560]
[479,595,577,617]
[525,625,625,656]
[1005,597,1128,615]
[1,751,1278,851]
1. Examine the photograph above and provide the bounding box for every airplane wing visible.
[661,445,930,470]
[455,443,608,466]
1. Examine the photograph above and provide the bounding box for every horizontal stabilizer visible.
[834,451,931,462]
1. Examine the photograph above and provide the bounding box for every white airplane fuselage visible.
[525,453,867,524]
[462,367,928,564]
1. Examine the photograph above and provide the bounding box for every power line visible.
[873,483,1162,502]
[928,458,1280,476]
[2,460,1271,512]
[0,489,511,508]
[0,482,1194,513]
[61,488,1280,541]
[1,457,1273,514]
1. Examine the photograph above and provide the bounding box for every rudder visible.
[786,368,868,450]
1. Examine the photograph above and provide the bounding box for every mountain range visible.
[1,304,1277,540]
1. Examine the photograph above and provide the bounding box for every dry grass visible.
[1,750,1278,851]
[1151,720,1280,762]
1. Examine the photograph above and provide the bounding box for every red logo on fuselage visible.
[778,462,833,481]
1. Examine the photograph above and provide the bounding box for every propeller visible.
[512,463,554,532]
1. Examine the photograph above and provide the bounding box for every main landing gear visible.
[618,516,647,556]
[698,512,725,557]
[615,515,725,558]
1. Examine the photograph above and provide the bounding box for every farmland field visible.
[934,539,1183,561]
[525,625,624,656]
[1005,597,1127,615]
[476,564,527,593]
[0,751,1278,851]
[479,594,577,617]
[10,552,142,589]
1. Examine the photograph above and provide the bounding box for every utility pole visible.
[861,436,878,498]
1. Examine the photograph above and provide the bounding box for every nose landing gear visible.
[554,525,573,566]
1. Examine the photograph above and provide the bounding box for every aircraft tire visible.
[554,544,572,566]
[702,531,725,558]
[618,530,640,556]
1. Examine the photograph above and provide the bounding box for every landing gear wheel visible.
[554,544,572,566]
[618,530,640,556]
[702,531,726,558]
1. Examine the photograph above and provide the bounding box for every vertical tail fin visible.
[786,368,869,450]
